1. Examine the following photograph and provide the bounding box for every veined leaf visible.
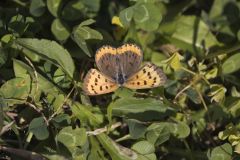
[14,38,75,79]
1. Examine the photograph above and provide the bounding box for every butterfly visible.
[83,43,167,95]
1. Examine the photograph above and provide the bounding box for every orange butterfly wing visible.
[83,69,119,95]
[124,63,167,89]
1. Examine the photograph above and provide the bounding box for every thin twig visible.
[0,121,14,136]
[0,146,46,160]
[181,66,196,75]
[48,86,75,123]
[195,87,208,111]
[134,91,165,100]
[25,102,49,126]
[24,56,39,101]
[87,122,122,136]
[174,83,193,101]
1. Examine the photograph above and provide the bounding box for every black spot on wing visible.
[143,68,146,73]
[144,80,147,85]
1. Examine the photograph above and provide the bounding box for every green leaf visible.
[53,67,71,88]
[205,67,218,79]
[209,0,238,43]
[218,123,238,141]
[30,0,46,17]
[72,20,102,56]
[97,133,138,160]
[146,123,170,145]
[79,19,96,27]
[133,3,162,31]
[14,38,75,79]
[51,18,70,42]
[162,52,183,71]
[143,153,157,160]
[222,53,240,74]
[131,141,155,155]
[119,7,134,27]
[186,88,201,104]
[159,16,221,55]
[112,97,170,119]
[57,127,87,147]
[47,0,63,17]
[13,59,61,94]
[88,136,108,160]
[0,76,30,99]
[62,0,84,21]
[72,36,90,56]
[126,119,147,139]
[208,84,226,103]
[208,143,232,160]
[82,0,100,12]
[71,102,104,127]
[52,114,70,127]
[172,121,190,139]
[113,88,134,99]
[29,117,49,140]
[8,14,28,36]
[151,51,167,67]
[228,99,240,117]
[75,26,103,40]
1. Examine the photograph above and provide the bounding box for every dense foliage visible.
[1,0,240,159]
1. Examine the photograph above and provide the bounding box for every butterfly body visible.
[83,44,167,95]
[116,73,126,85]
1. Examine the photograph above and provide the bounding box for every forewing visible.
[95,44,143,79]
[83,69,119,95]
[124,63,167,89]
[95,45,118,79]
[117,43,143,78]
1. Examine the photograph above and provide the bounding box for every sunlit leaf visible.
[133,3,162,31]
[131,141,155,155]
[208,84,226,103]
[162,52,183,71]
[119,7,134,27]
[208,143,232,160]
[97,133,138,160]
[72,19,102,57]
[57,127,87,147]
[51,18,70,42]
[222,53,240,74]
[47,0,63,17]
[112,16,124,27]
[0,76,30,99]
